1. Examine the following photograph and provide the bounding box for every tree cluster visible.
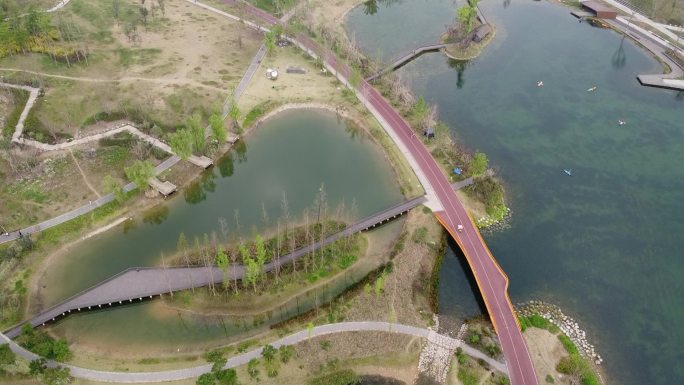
[124,159,155,190]
[29,358,73,385]
[196,349,238,385]
[0,7,87,65]
[18,324,72,362]
[169,112,228,160]
[174,190,362,297]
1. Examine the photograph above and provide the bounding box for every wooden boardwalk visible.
[365,44,447,82]
[3,196,424,338]
[3,179,474,339]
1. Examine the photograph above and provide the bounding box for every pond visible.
[39,109,405,355]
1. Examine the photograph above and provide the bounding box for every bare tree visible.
[177,232,194,292]
[261,202,269,227]
[304,208,310,273]
[234,209,241,240]
[275,219,281,283]
[218,217,228,242]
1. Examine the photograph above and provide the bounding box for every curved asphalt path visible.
[210,2,538,383]
[1,322,506,382]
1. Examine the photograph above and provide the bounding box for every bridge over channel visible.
[208,2,539,383]
[4,180,472,339]
[365,44,447,82]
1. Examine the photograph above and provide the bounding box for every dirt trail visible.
[69,149,101,198]
[0,68,228,92]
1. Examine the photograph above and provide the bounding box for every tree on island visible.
[124,160,155,190]
[457,0,479,34]
[240,243,260,293]
[470,151,488,177]
[215,245,230,295]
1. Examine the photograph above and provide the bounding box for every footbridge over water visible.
[365,44,447,82]
[4,180,473,339]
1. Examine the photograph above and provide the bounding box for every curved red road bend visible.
[220,2,538,383]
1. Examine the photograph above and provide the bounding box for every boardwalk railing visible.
[366,44,447,82]
[3,178,476,339]
[3,196,425,338]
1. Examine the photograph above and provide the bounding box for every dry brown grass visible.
[524,328,574,385]
[0,0,262,137]
[344,209,442,328]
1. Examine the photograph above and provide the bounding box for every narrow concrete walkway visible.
[602,0,683,44]
[0,82,40,142]
[605,17,684,90]
[0,156,180,245]
[1,322,506,383]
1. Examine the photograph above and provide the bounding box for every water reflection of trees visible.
[142,205,170,225]
[676,91,684,101]
[184,143,244,205]
[362,0,404,15]
[184,170,217,204]
[448,59,470,89]
[612,36,627,69]
[217,152,235,178]
[234,140,247,163]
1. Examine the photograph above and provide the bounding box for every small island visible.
[442,0,496,61]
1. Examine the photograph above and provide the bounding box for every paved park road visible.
[1,322,506,382]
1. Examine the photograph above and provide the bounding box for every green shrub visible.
[558,335,579,356]
[336,254,357,269]
[243,101,276,128]
[0,344,16,365]
[412,227,428,244]
[467,331,481,345]
[278,345,294,363]
[17,325,71,362]
[457,366,478,385]
[528,314,552,329]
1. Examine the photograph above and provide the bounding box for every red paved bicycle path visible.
[221,2,538,383]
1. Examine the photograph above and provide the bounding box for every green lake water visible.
[41,109,404,353]
[347,1,684,384]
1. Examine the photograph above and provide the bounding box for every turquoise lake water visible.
[348,1,684,384]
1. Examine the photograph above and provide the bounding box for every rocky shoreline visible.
[516,301,604,366]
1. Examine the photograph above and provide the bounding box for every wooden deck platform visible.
[148,178,177,196]
[188,155,214,168]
